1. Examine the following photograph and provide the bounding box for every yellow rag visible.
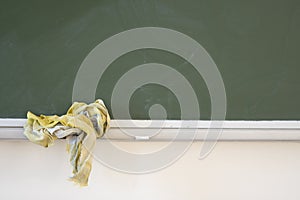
[23,99,110,186]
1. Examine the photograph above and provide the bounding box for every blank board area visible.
[0,0,299,120]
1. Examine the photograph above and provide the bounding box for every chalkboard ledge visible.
[0,119,300,141]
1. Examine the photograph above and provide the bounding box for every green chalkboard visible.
[0,0,299,120]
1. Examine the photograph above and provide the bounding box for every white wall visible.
[1,140,300,200]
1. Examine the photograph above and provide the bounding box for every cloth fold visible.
[23,99,110,186]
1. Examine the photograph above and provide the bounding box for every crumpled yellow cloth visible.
[23,99,110,186]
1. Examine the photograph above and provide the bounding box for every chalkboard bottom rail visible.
[0,119,300,141]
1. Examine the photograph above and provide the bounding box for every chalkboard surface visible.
[0,0,299,120]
